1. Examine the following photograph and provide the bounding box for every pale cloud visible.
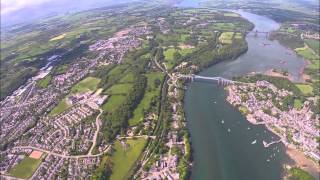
[1,0,53,14]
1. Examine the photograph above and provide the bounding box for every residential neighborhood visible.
[227,80,320,162]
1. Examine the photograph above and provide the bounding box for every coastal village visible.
[0,3,319,180]
[226,80,320,163]
[0,25,152,179]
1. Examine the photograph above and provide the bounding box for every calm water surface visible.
[185,10,305,180]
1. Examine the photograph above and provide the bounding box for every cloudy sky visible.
[1,0,130,26]
[1,0,53,14]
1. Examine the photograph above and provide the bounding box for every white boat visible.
[221,120,224,124]
[263,140,267,147]
[251,140,257,144]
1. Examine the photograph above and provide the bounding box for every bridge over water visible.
[180,74,237,86]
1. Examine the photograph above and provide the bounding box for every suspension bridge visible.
[179,74,237,86]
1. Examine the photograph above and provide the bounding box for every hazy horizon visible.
[1,0,140,27]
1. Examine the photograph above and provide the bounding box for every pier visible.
[263,139,282,148]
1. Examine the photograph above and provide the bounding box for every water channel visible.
[184,10,306,180]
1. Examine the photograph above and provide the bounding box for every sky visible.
[1,0,318,27]
[1,0,132,27]
[1,0,53,14]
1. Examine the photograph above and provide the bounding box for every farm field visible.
[9,157,42,179]
[109,138,147,180]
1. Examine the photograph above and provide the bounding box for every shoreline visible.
[226,87,319,179]
[285,146,320,179]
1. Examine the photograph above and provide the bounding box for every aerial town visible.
[226,80,320,162]
[0,25,152,179]
[1,1,319,180]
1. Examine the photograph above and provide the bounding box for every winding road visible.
[88,109,103,155]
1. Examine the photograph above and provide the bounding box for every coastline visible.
[263,69,294,82]
[286,146,320,179]
[225,86,320,179]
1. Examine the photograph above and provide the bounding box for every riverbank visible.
[263,119,319,179]
[225,79,319,179]
[185,9,310,179]
[263,69,294,82]
[286,146,320,179]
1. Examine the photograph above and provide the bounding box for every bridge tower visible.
[191,74,195,82]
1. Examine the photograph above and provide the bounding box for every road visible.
[117,135,156,140]
[13,145,110,159]
[88,109,103,155]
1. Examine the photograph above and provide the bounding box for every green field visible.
[49,98,69,116]
[219,32,234,44]
[71,77,101,93]
[49,76,100,116]
[119,73,135,83]
[102,95,127,112]
[287,167,315,180]
[164,48,176,60]
[180,34,189,42]
[129,72,164,126]
[295,46,319,70]
[164,48,177,70]
[109,138,147,180]
[234,33,243,39]
[156,34,181,46]
[180,47,194,56]
[9,157,42,179]
[294,99,303,109]
[295,84,314,95]
[239,106,249,115]
[36,75,52,88]
[105,83,133,95]
[54,64,68,75]
[213,23,236,30]
[108,65,129,77]
[305,39,319,54]
[49,33,66,41]
[224,12,239,17]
